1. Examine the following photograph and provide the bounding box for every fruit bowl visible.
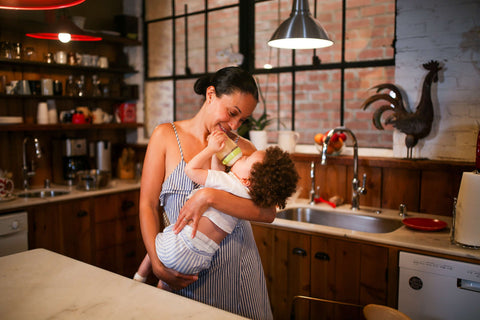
[315,142,344,156]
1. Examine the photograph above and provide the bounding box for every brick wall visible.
[395,0,480,161]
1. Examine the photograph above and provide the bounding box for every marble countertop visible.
[0,249,245,320]
[263,199,480,262]
[0,179,141,213]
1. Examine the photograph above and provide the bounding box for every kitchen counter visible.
[0,179,140,213]
[0,249,245,320]
[265,199,480,262]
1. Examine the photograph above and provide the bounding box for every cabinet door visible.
[251,224,275,294]
[28,203,62,253]
[59,198,93,264]
[272,229,311,320]
[310,236,388,320]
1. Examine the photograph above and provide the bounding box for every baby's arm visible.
[185,130,225,185]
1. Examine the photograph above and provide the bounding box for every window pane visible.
[208,0,238,8]
[175,79,205,121]
[145,81,174,136]
[145,0,171,21]
[294,0,343,66]
[344,66,395,148]
[255,0,292,69]
[174,0,205,15]
[207,7,240,72]
[175,13,205,75]
[294,70,341,145]
[345,0,395,61]
[148,21,173,77]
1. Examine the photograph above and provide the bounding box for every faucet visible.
[309,161,316,205]
[22,137,42,190]
[321,127,367,211]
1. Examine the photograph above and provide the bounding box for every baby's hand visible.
[207,130,226,152]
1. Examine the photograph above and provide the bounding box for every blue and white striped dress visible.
[158,123,273,320]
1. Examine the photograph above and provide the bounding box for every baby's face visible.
[231,150,265,179]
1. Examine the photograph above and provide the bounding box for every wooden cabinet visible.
[252,224,389,320]
[29,197,93,264]
[93,190,144,277]
[28,190,144,278]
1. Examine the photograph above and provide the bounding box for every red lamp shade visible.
[0,0,85,10]
[26,16,102,42]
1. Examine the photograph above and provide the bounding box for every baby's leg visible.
[133,254,151,282]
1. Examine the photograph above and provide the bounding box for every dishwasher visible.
[0,211,28,257]
[398,251,480,320]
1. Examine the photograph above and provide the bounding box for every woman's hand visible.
[174,188,212,238]
[150,252,198,291]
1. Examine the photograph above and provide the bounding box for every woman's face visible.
[206,86,257,133]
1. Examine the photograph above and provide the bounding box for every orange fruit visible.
[331,138,343,151]
[314,133,324,144]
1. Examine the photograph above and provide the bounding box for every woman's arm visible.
[174,188,276,237]
[139,124,197,290]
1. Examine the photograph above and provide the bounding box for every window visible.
[144,0,396,148]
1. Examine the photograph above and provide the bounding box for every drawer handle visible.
[314,252,330,261]
[292,247,307,256]
[121,200,135,211]
[77,210,88,217]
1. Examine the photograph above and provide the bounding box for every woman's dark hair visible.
[194,66,258,101]
[248,146,299,209]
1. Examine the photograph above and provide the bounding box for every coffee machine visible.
[53,138,90,185]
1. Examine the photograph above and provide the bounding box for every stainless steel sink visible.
[276,207,403,233]
[17,189,70,198]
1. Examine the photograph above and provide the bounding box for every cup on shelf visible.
[29,80,41,95]
[16,80,31,95]
[41,78,53,96]
[37,102,48,124]
[47,100,58,124]
[44,52,55,64]
[67,52,77,65]
[53,80,63,96]
[55,51,67,64]
[98,56,109,68]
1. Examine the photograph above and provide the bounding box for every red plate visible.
[402,217,447,231]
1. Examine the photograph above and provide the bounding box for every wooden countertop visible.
[0,249,245,320]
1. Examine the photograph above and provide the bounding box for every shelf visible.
[0,58,138,74]
[0,94,137,102]
[0,123,143,132]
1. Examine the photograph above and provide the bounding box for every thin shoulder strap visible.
[171,122,184,161]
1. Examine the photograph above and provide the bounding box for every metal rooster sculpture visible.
[361,60,442,158]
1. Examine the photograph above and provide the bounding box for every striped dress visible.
[158,123,273,320]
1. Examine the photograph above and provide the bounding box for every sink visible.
[17,189,70,198]
[276,207,403,233]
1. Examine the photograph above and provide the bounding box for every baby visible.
[134,130,299,289]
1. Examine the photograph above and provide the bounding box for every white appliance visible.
[0,211,28,257]
[398,251,480,320]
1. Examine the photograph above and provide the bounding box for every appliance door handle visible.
[457,279,480,293]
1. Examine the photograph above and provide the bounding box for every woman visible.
[139,66,275,319]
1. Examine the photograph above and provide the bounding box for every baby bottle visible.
[216,135,243,167]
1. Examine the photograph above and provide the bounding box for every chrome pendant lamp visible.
[268,0,333,50]
[0,0,85,10]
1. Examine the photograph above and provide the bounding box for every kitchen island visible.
[0,249,245,319]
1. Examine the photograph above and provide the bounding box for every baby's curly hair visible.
[248,146,299,209]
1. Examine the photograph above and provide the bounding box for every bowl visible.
[315,142,344,156]
[76,169,111,191]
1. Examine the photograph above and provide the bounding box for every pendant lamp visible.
[0,0,85,10]
[268,0,333,50]
[26,16,101,42]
